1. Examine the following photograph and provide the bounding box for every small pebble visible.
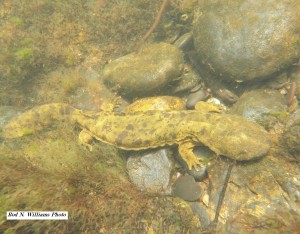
[174,32,193,52]
[172,174,202,202]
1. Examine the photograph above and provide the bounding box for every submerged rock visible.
[229,89,287,129]
[172,174,202,202]
[281,108,300,156]
[173,32,193,52]
[207,154,300,232]
[193,0,300,82]
[127,149,173,194]
[170,68,202,95]
[102,43,184,98]
[189,202,211,228]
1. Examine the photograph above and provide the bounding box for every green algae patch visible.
[0,0,192,105]
[0,0,161,104]
[14,47,34,61]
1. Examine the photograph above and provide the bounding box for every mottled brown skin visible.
[2,103,271,170]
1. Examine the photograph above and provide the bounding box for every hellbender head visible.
[197,113,272,161]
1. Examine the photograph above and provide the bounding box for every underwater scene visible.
[0,0,300,233]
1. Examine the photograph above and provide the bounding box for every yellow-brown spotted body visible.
[2,103,271,170]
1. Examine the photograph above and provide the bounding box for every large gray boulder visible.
[193,0,300,82]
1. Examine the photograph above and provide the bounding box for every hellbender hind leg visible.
[178,141,203,170]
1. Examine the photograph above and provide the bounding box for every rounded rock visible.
[173,32,193,52]
[228,89,287,129]
[193,0,300,82]
[172,174,202,202]
[170,68,202,94]
[102,43,184,98]
[127,149,174,194]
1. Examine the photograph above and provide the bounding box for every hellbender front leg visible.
[178,141,203,170]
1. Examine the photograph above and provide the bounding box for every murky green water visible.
[0,0,299,233]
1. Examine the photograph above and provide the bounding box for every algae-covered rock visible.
[170,68,202,95]
[207,155,300,232]
[193,0,300,82]
[102,43,184,98]
[281,114,300,156]
[229,89,287,129]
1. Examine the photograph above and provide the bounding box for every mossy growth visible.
[0,122,200,232]
[14,47,34,62]
[0,1,200,230]
[162,0,196,38]
[281,119,300,155]
[34,68,86,103]
[0,0,189,106]
[267,111,290,122]
[258,111,291,130]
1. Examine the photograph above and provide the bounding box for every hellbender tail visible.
[2,103,80,139]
